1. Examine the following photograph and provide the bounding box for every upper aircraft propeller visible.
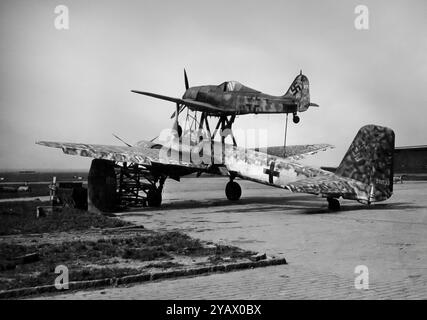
[171,69,189,119]
[184,68,189,90]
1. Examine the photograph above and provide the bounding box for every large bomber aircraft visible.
[37,124,395,212]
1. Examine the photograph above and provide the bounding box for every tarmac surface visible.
[38,177,427,299]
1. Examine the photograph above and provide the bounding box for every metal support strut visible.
[115,162,166,208]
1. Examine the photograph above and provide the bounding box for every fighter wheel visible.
[147,189,162,207]
[293,115,300,124]
[225,181,242,201]
[327,197,340,211]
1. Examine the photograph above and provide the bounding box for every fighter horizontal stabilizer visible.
[131,90,224,114]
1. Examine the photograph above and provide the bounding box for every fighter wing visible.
[256,144,334,160]
[36,141,209,170]
[284,175,364,198]
[131,90,224,113]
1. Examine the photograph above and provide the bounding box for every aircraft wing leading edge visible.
[131,90,224,114]
[35,141,209,170]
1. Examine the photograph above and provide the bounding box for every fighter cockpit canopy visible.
[217,81,260,93]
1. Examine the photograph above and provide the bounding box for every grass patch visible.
[0,201,129,235]
[0,231,255,291]
[0,200,256,293]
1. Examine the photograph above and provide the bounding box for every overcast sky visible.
[0,0,426,170]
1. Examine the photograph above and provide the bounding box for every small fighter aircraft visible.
[132,70,319,128]
[37,124,394,212]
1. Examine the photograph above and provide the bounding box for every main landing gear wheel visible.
[147,188,162,207]
[225,181,242,201]
[292,114,300,124]
[327,197,340,211]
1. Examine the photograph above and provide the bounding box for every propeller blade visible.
[184,68,189,90]
[170,69,189,119]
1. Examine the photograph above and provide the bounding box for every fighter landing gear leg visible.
[292,113,300,124]
[225,178,242,201]
[327,197,340,211]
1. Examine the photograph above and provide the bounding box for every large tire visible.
[147,189,162,207]
[225,181,242,201]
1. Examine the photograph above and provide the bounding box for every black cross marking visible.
[263,161,280,184]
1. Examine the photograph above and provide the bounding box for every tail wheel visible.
[293,115,300,124]
[147,188,162,207]
[327,197,340,211]
[225,181,242,201]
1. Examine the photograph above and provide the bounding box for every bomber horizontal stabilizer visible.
[284,175,363,199]
[255,144,333,160]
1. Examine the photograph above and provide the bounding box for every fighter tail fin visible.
[284,72,312,111]
[335,125,395,202]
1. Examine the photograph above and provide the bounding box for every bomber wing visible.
[36,141,209,170]
[131,90,224,114]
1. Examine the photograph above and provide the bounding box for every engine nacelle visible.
[88,159,118,213]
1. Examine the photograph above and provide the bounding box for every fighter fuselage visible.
[182,83,299,115]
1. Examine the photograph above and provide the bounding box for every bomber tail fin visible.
[335,125,395,202]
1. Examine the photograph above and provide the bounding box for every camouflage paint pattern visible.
[255,144,333,160]
[222,125,394,203]
[36,125,395,204]
[183,74,311,115]
[35,141,210,170]
[133,73,317,116]
[335,124,395,202]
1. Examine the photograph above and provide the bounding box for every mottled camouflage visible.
[132,73,318,116]
[256,144,333,160]
[36,141,209,170]
[284,125,395,203]
[36,125,394,204]
[335,124,395,202]
[36,140,330,169]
